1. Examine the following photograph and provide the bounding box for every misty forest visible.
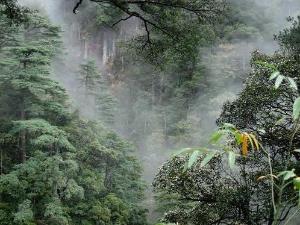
[1,0,300,225]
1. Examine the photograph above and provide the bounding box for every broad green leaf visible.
[174,147,199,156]
[275,75,284,89]
[287,77,298,90]
[200,151,216,167]
[269,71,280,80]
[188,150,200,168]
[228,151,236,169]
[222,123,236,130]
[293,177,300,190]
[284,171,296,180]
[293,97,300,120]
[183,160,189,172]
[278,170,296,181]
[298,190,300,206]
[234,131,243,144]
[277,171,286,177]
[234,132,243,144]
[209,131,224,144]
[255,60,277,70]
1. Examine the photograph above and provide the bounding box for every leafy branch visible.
[176,65,300,225]
[73,0,225,47]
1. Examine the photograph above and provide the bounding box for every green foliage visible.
[107,0,280,161]
[3,1,299,225]
[278,169,297,181]
[11,119,74,153]
[215,49,300,225]
[0,11,68,127]
[0,0,30,23]
[95,85,117,126]
[44,198,71,225]
[14,200,34,225]
[154,11,300,224]
[78,60,117,125]
[0,9,148,225]
[276,16,300,56]
[219,0,273,41]
[293,97,300,120]
[153,155,246,224]
[79,60,100,92]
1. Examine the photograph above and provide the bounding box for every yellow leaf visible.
[257,176,267,181]
[245,133,254,150]
[249,133,260,150]
[241,133,248,156]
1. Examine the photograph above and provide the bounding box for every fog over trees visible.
[0,0,300,225]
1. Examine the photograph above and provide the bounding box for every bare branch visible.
[73,0,84,14]
[142,20,151,49]
[112,14,134,26]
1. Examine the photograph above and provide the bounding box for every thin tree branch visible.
[112,14,134,26]
[73,0,84,14]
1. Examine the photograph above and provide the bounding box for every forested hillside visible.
[0,0,300,225]
[0,4,147,225]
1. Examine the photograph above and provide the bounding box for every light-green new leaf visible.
[200,151,216,167]
[287,77,298,91]
[222,123,236,130]
[209,131,224,144]
[293,177,300,190]
[174,148,196,156]
[188,150,200,168]
[174,147,207,157]
[278,170,296,181]
[228,151,236,169]
[269,71,280,80]
[293,97,300,120]
[275,75,284,89]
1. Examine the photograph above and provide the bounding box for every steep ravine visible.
[18,0,300,222]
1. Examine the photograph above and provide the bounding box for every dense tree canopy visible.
[1,0,300,225]
[153,14,300,225]
[0,7,148,225]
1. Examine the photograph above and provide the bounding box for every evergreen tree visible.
[0,11,67,165]
[78,60,117,125]
[0,9,148,225]
[78,60,100,94]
